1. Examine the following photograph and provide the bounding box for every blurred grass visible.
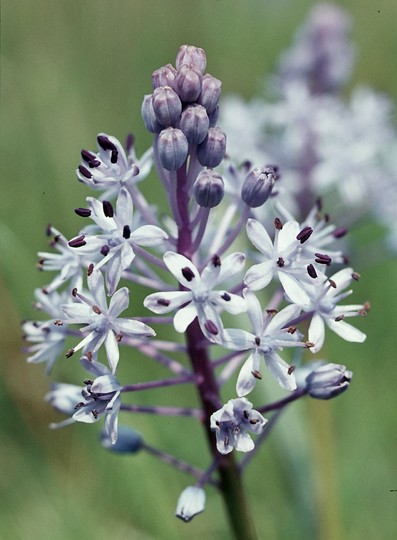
[2,1,397,539]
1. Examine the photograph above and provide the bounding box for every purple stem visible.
[120,404,203,417]
[121,374,198,393]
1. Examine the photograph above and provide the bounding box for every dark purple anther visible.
[315,252,332,265]
[277,257,285,267]
[212,254,221,267]
[157,298,171,307]
[221,293,231,301]
[333,227,348,238]
[68,235,87,248]
[182,267,195,281]
[123,225,131,239]
[274,217,283,230]
[307,263,318,278]
[102,200,114,218]
[97,135,117,153]
[74,207,92,218]
[204,320,218,335]
[81,149,96,162]
[296,226,313,243]
[78,165,92,179]
[100,245,110,256]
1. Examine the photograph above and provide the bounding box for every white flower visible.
[223,291,304,394]
[175,486,206,522]
[70,187,168,295]
[61,269,155,372]
[285,267,367,352]
[244,217,320,302]
[210,398,267,454]
[144,252,246,341]
[46,356,122,443]
[23,288,70,373]
[77,133,153,200]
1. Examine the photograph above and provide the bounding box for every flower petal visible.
[163,252,199,288]
[264,351,297,391]
[246,218,274,257]
[144,291,192,314]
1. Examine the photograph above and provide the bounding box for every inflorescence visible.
[24,7,372,525]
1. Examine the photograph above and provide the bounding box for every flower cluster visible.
[24,30,369,526]
[221,3,397,251]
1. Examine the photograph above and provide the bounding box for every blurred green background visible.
[1,1,397,539]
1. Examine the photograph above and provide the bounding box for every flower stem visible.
[186,319,258,540]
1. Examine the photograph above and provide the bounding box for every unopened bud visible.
[141,95,162,133]
[152,63,177,90]
[241,166,276,207]
[173,65,202,103]
[208,105,219,127]
[157,127,188,171]
[306,363,352,399]
[175,486,206,522]
[176,45,207,73]
[193,170,224,208]
[197,74,222,113]
[197,127,226,167]
[180,104,209,144]
[100,425,143,453]
[152,86,182,127]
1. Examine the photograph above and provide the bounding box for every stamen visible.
[277,257,285,267]
[287,365,296,375]
[252,370,262,379]
[101,245,110,256]
[102,200,114,218]
[296,226,313,243]
[314,252,332,265]
[333,227,348,238]
[68,235,87,248]
[204,320,218,335]
[78,165,92,179]
[221,293,231,301]
[255,336,261,346]
[74,207,92,217]
[87,263,94,276]
[92,305,102,315]
[351,272,360,281]
[274,217,283,230]
[157,298,171,307]
[123,225,131,239]
[65,348,75,358]
[307,263,317,278]
[212,254,221,267]
[182,267,195,281]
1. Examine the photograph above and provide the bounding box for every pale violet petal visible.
[244,290,264,336]
[308,314,325,353]
[173,303,198,333]
[131,225,168,246]
[279,272,311,306]
[116,319,155,337]
[104,331,119,372]
[234,430,255,453]
[144,291,192,314]
[244,260,274,291]
[163,252,199,288]
[217,252,246,283]
[115,187,133,227]
[211,291,246,315]
[277,220,299,252]
[88,269,107,308]
[222,329,255,350]
[266,303,301,334]
[264,351,297,391]
[91,374,121,394]
[326,319,366,343]
[246,218,274,257]
[236,353,258,397]
[108,287,130,318]
[87,197,117,231]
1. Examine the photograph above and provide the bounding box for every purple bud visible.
[193,169,224,208]
[179,104,209,144]
[197,127,226,168]
[306,363,353,399]
[207,105,219,127]
[241,166,276,207]
[197,74,222,113]
[152,86,182,127]
[152,63,177,90]
[176,45,207,73]
[157,127,188,171]
[173,65,202,103]
[141,94,163,133]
